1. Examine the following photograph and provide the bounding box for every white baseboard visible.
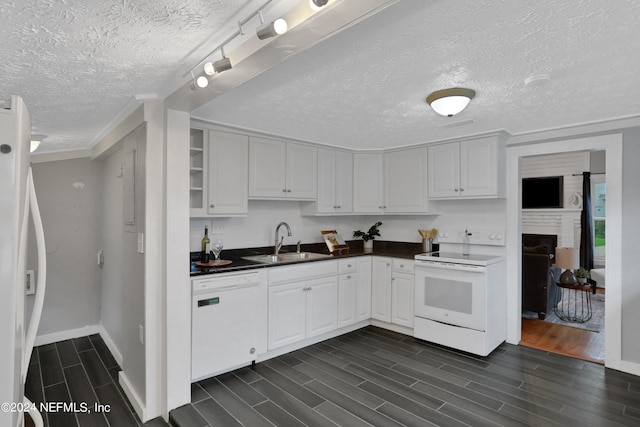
[34,324,101,346]
[617,360,640,377]
[97,323,123,368]
[119,371,146,422]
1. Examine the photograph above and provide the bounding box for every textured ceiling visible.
[0,0,258,152]
[4,1,640,153]
[194,0,640,149]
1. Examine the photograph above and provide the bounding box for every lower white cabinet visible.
[371,257,414,328]
[267,262,338,350]
[337,257,372,328]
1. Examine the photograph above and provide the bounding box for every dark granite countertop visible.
[190,240,436,276]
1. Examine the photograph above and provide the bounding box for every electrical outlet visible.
[139,324,144,344]
[212,223,224,235]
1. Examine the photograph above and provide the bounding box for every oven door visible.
[414,261,486,331]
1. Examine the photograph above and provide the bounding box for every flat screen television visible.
[522,176,564,209]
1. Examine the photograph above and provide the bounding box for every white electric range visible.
[413,251,506,356]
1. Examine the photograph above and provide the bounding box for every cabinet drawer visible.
[392,258,414,274]
[338,258,357,274]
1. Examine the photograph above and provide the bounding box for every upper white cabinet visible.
[189,128,206,216]
[249,137,317,200]
[428,135,505,199]
[384,147,429,213]
[190,127,248,217]
[207,131,248,215]
[353,153,384,214]
[303,148,353,215]
[353,148,429,214]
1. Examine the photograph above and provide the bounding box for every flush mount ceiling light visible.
[426,87,476,117]
[256,17,288,40]
[30,135,44,152]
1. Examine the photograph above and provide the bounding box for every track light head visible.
[213,57,232,73]
[310,0,329,9]
[256,18,288,40]
[195,75,209,88]
[203,62,216,76]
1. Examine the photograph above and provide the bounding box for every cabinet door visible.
[306,276,338,338]
[384,147,428,213]
[353,153,384,213]
[391,272,414,328]
[334,150,353,213]
[337,273,357,328]
[428,143,460,199]
[355,257,372,322]
[208,131,248,215]
[268,282,306,350]
[460,137,498,197]
[286,142,317,199]
[249,137,286,198]
[316,148,337,213]
[371,257,392,322]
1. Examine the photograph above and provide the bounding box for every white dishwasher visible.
[191,270,264,381]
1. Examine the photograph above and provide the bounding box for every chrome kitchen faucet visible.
[274,222,292,255]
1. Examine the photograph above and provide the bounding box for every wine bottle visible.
[200,226,210,262]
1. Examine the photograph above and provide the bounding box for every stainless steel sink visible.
[243,252,331,264]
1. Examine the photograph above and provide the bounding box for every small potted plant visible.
[353,221,382,252]
[574,267,590,284]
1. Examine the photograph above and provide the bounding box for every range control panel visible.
[436,228,505,246]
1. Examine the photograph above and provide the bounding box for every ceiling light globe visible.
[426,88,475,117]
[203,62,216,76]
[30,140,41,153]
[196,75,209,88]
[273,18,288,35]
[310,0,329,10]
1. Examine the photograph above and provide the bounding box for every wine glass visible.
[211,239,223,263]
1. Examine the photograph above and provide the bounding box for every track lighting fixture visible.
[195,75,209,88]
[203,62,216,76]
[256,18,288,40]
[213,57,232,73]
[310,0,329,10]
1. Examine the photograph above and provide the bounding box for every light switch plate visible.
[137,232,144,253]
[437,227,505,246]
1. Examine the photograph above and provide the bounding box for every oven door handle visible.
[415,261,485,272]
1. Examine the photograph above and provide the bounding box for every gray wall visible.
[621,129,640,363]
[99,125,147,402]
[27,158,102,336]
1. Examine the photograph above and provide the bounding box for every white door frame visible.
[506,134,623,370]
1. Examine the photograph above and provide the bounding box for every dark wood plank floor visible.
[172,326,640,427]
[26,334,169,427]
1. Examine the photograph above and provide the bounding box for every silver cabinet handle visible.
[460,188,464,192]
[210,204,215,208]
[454,188,459,192]
[346,275,352,279]
[347,264,352,268]
[287,189,292,192]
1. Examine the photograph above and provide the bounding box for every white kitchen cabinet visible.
[337,257,371,328]
[306,276,338,337]
[353,148,429,214]
[428,135,505,199]
[353,153,384,213]
[207,130,248,215]
[371,257,414,328]
[249,137,317,199]
[304,148,353,214]
[371,257,392,322]
[268,281,307,349]
[189,127,248,217]
[189,128,206,216]
[267,261,338,350]
[391,272,414,328]
[384,147,429,213]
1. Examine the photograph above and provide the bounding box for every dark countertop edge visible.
[190,240,436,276]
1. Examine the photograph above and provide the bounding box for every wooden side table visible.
[554,282,592,323]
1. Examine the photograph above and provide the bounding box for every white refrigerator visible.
[1,95,47,427]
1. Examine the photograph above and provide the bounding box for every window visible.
[592,177,606,267]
